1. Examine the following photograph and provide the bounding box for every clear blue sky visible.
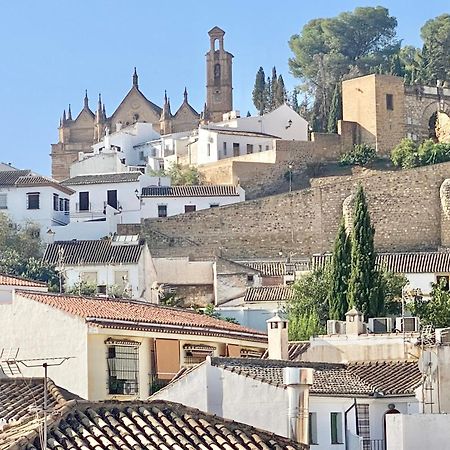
[0,1,447,175]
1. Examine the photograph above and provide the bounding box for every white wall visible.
[386,414,450,450]
[0,293,89,399]
[406,273,435,296]
[70,153,127,177]
[0,185,71,233]
[140,187,245,218]
[217,104,309,141]
[153,257,213,285]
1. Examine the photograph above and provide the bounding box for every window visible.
[64,199,70,212]
[139,150,145,161]
[247,274,254,282]
[184,205,196,213]
[80,272,97,284]
[27,193,40,210]
[330,412,343,444]
[207,143,211,157]
[107,190,118,209]
[233,143,240,157]
[59,198,64,211]
[210,203,219,208]
[79,192,89,211]
[223,141,227,155]
[53,194,59,211]
[106,344,139,395]
[0,193,7,209]
[259,145,262,152]
[247,144,254,154]
[356,404,370,449]
[158,204,167,217]
[114,270,129,288]
[309,412,318,445]
[386,94,394,110]
[183,344,216,365]
[436,275,450,291]
[265,145,269,151]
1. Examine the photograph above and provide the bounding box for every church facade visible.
[51,27,234,181]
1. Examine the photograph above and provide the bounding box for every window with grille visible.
[357,404,371,449]
[183,344,216,364]
[53,194,59,211]
[247,144,253,154]
[27,193,40,210]
[106,344,139,395]
[184,205,196,213]
[0,193,7,209]
[158,204,167,217]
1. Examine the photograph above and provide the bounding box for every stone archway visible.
[420,100,450,142]
[436,110,450,143]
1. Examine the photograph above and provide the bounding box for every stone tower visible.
[204,26,233,123]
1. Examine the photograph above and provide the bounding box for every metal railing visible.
[362,439,384,450]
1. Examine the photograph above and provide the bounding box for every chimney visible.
[345,307,364,335]
[283,367,314,445]
[267,314,288,360]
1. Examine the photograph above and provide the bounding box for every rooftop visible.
[0,273,46,288]
[141,185,240,197]
[0,398,304,450]
[239,260,310,276]
[61,172,143,186]
[0,170,73,194]
[43,238,145,265]
[211,357,422,397]
[244,285,295,303]
[14,290,267,342]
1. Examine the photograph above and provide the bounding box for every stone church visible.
[51,27,234,180]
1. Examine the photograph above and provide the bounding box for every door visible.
[107,190,118,209]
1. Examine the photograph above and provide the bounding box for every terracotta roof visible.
[0,170,31,186]
[261,342,311,360]
[141,185,240,197]
[244,285,295,303]
[212,358,422,397]
[14,290,267,342]
[240,260,310,277]
[62,172,143,186]
[0,378,78,425]
[312,251,450,274]
[0,273,46,288]
[0,400,304,450]
[43,239,144,265]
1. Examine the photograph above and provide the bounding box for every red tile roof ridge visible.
[14,290,267,340]
[0,273,47,287]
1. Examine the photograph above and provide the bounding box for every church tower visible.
[205,26,233,123]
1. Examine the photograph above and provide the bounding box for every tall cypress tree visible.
[252,67,266,115]
[347,185,382,318]
[291,89,299,113]
[275,74,286,107]
[328,219,351,320]
[326,83,341,133]
[270,67,278,110]
[264,76,272,113]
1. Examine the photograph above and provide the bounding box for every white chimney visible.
[283,367,314,445]
[267,314,289,360]
[345,307,364,335]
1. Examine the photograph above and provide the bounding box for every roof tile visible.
[244,286,294,303]
[0,273,46,287]
[141,185,240,197]
[62,172,142,186]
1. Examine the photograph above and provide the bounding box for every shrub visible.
[340,144,377,166]
[391,138,419,168]
[391,139,450,169]
[418,140,450,166]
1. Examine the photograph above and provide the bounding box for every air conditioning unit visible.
[327,320,345,335]
[395,317,420,332]
[368,317,394,334]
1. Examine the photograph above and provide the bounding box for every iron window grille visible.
[106,343,139,395]
[27,192,40,210]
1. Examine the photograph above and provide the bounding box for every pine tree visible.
[328,219,351,320]
[252,67,266,116]
[275,74,286,108]
[347,185,383,318]
[327,83,341,133]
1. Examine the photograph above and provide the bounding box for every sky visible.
[0,1,448,175]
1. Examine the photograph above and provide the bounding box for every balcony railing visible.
[362,439,384,450]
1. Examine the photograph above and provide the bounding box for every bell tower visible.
[205,26,233,123]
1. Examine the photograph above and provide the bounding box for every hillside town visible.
[2,5,450,450]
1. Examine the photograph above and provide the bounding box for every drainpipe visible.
[283,367,314,445]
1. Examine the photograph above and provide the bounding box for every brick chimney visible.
[267,314,288,360]
[283,367,314,445]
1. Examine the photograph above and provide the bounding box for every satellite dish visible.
[418,350,438,375]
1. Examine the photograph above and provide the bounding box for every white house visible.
[216,104,309,141]
[0,273,48,304]
[43,235,152,301]
[0,170,73,235]
[140,184,245,217]
[0,289,267,400]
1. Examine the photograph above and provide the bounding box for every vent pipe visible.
[283,367,314,445]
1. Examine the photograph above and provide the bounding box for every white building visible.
[0,273,48,304]
[43,236,152,301]
[217,104,309,141]
[0,170,73,235]
[140,184,245,217]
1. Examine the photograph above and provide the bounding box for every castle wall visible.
[140,161,450,259]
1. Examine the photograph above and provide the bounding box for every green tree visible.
[381,271,408,315]
[328,220,351,320]
[274,74,286,108]
[420,14,450,85]
[340,144,377,166]
[252,67,266,115]
[291,89,300,113]
[148,163,203,185]
[288,269,329,340]
[391,138,419,168]
[270,67,278,108]
[348,186,382,318]
[264,76,273,113]
[289,6,399,131]
[326,83,341,133]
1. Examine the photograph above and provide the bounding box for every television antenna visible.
[0,349,74,448]
[418,350,438,413]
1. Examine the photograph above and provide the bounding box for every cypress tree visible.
[328,219,351,320]
[275,74,286,107]
[270,67,278,110]
[264,76,272,113]
[327,83,341,133]
[347,185,382,318]
[252,67,266,116]
[291,89,299,113]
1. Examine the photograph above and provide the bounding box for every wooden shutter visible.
[155,339,180,380]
